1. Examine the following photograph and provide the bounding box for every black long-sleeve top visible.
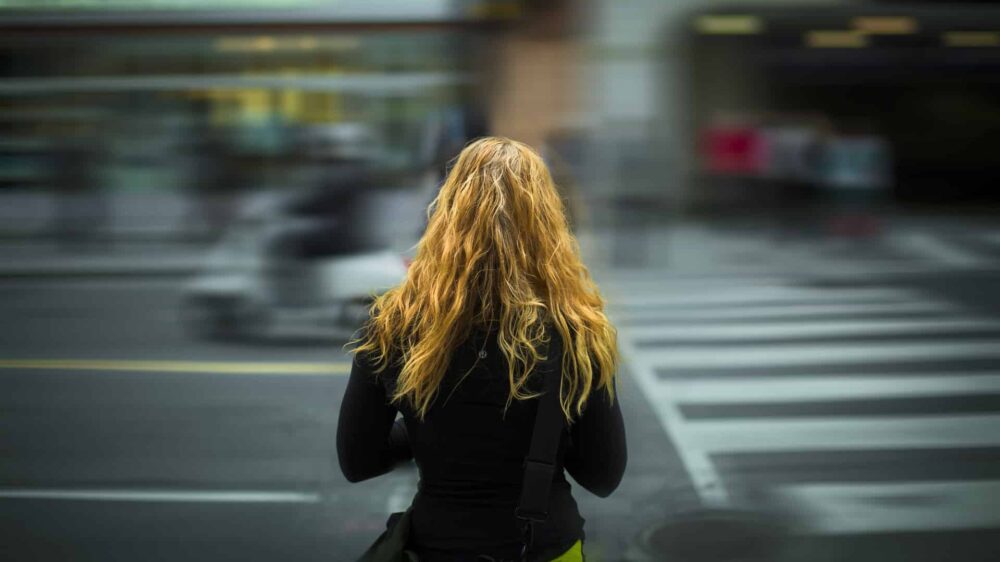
[337,325,627,561]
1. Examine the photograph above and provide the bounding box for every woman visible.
[337,137,627,561]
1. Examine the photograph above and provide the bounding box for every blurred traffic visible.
[2,1,1000,561]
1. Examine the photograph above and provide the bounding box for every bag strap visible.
[515,339,566,560]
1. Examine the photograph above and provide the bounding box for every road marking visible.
[688,414,1000,453]
[0,278,181,291]
[891,232,984,268]
[617,326,730,505]
[661,374,1000,404]
[629,318,1000,343]
[777,480,1000,534]
[644,341,1000,370]
[613,301,957,323]
[602,276,789,291]
[612,287,917,308]
[0,489,321,503]
[0,359,351,375]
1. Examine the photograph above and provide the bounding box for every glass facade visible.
[0,25,475,196]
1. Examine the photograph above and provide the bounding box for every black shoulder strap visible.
[515,340,567,559]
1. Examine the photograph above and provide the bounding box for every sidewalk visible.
[0,239,206,279]
[0,188,206,278]
[0,182,436,280]
[582,215,1000,282]
[3,203,1000,280]
[0,189,192,241]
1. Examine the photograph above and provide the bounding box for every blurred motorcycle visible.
[180,125,411,342]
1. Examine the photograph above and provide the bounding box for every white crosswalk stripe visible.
[687,415,1000,453]
[612,287,918,308]
[638,340,1000,370]
[775,480,1000,534]
[652,374,1000,404]
[607,273,1000,536]
[889,231,987,269]
[616,300,959,323]
[628,318,1000,343]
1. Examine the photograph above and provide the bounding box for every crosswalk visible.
[788,227,1000,276]
[582,224,1000,280]
[885,227,1000,271]
[607,274,1000,536]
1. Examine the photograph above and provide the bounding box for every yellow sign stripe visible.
[943,31,1000,47]
[852,16,918,35]
[805,30,869,48]
[695,15,763,35]
[0,359,351,375]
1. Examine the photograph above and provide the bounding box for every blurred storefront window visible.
[0,1,532,208]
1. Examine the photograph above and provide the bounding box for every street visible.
[0,273,688,561]
[2,223,1000,561]
[5,2,1000,560]
[597,223,1000,561]
[0,277,364,561]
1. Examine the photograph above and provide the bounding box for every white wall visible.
[581,0,850,211]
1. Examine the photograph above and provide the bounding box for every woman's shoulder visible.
[347,325,403,385]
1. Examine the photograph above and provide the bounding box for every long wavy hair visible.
[350,137,618,423]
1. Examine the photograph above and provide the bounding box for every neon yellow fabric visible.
[549,539,583,561]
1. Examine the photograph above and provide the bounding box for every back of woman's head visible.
[352,136,618,422]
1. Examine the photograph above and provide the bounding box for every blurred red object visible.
[702,125,766,175]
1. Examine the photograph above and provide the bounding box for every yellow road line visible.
[0,359,351,375]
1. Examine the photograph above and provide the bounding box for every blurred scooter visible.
[180,124,409,342]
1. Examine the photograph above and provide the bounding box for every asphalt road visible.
[602,265,1000,562]
[0,277,690,562]
[4,252,1000,561]
[0,278,366,561]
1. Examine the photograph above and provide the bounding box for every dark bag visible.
[358,508,419,562]
[359,342,566,562]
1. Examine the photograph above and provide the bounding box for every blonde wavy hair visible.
[350,136,618,423]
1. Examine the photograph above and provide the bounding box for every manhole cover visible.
[637,508,786,562]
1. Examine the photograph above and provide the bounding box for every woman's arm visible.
[563,378,627,498]
[336,349,412,483]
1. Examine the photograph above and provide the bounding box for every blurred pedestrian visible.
[51,123,108,252]
[415,99,493,239]
[184,100,223,241]
[339,138,627,561]
[188,120,232,241]
[541,128,586,232]
[277,124,377,258]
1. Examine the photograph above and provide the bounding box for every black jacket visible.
[337,326,627,560]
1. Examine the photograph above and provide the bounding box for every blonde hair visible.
[350,137,618,422]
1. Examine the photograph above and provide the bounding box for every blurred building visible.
[0,0,580,241]
[682,2,1000,214]
[3,0,1000,242]
[574,0,1000,226]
